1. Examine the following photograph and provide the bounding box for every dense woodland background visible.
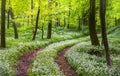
[0,0,120,76]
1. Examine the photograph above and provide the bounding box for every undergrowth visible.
[28,38,89,76]
[0,26,88,76]
[0,25,119,76]
[65,41,120,76]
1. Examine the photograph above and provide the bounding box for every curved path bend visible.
[16,47,77,76]
[16,48,43,76]
[55,47,78,76]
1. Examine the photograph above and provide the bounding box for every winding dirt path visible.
[16,46,77,76]
[55,47,78,76]
[16,48,43,76]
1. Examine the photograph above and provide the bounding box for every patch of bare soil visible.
[55,47,78,76]
[16,48,43,76]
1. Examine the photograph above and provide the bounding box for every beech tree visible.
[47,0,52,39]
[1,0,6,48]
[32,0,40,40]
[89,0,100,46]
[9,7,19,39]
[100,0,112,67]
[31,0,34,25]
[67,1,71,29]
[7,0,10,29]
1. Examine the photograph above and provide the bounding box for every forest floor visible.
[0,25,119,76]
[55,47,78,76]
[16,46,77,76]
[16,48,43,76]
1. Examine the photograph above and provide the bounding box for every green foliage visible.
[5,26,84,48]
[65,43,120,76]
[108,26,120,54]
[0,0,120,75]
[0,25,88,75]
[108,25,120,38]
[109,38,120,54]
[28,38,88,76]
[0,41,50,76]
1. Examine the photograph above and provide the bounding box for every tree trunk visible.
[7,0,10,29]
[81,14,84,31]
[115,18,117,25]
[64,17,66,27]
[32,6,40,40]
[47,0,52,39]
[67,23,70,29]
[27,16,30,26]
[13,22,18,38]
[22,16,25,26]
[78,16,81,31]
[31,0,34,25]
[7,9,10,29]
[55,2,60,27]
[89,0,100,46]
[100,0,112,68]
[1,0,6,48]
[9,7,18,39]
[56,18,59,26]
[41,25,44,39]
[67,1,71,29]
[58,18,60,26]
[47,20,52,39]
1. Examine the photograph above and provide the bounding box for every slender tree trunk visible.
[13,22,18,39]
[1,0,6,48]
[89,0,100,46]
[47,20,52,39]
[47,0,52,39]
[27,16,30,26]
[67,1,71,29]
[31,0,34,25]
[7,0,10,29]
[9,7,18,39]
[41,25,44,39]
[55,2,59,27]
[56,18,60,26]
[78,16,81,31]
[7,9,10,29]
[81,13,84,31]
[115,18,117,25]
[100,0,112,68]
[82,14,85,26]
[56,18,59,26]
[32,6,40,40]
[67,22,70,29]
[58,18,60,26]
[41,17,45,39]
[23,16,25,26]
[64,17,66,27]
